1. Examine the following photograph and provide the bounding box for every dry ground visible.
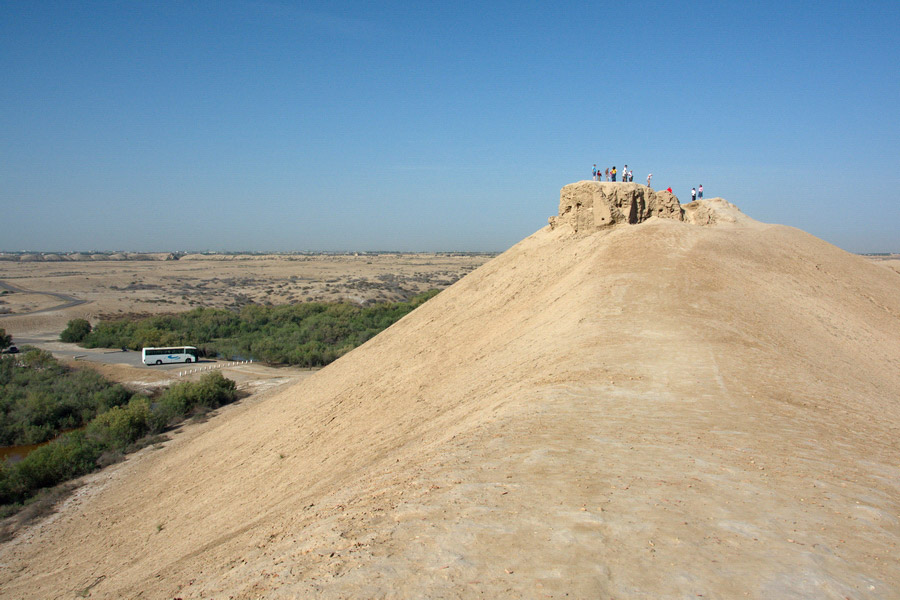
[0,253,492,337]
[867,254,900,276]
[58,356,316,396]
[1,205,899,599]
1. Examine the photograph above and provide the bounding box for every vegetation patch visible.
[0,350,236,515]
[60,318,92,343]
[72,290,439,366]
[0,348,132,446]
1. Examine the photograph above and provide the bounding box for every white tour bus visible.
[142,346,199,365]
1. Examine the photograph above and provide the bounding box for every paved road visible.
[0,279,89,316]
[12,337,212,371]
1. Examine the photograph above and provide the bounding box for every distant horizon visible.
[0,248,504,255]
[1,244,897,256]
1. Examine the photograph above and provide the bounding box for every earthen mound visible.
[683,196,750,226]
[3,185,899,599]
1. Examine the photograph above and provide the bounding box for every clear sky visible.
[2,1,899,253]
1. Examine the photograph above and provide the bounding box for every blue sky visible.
[2,1,898,252]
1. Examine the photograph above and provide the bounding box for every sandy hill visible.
[2,183,899,599]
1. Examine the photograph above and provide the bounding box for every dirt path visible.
[0,279,88,316]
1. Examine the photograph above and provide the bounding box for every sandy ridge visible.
[1,202,899,598]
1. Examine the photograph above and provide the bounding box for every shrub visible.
[153,371,236,424]
[0,431,102,505]
[21,348,56,370]
[148,397,181,433]
[86,396,152,450]
[0,358,239,513]
[59,319,92,343]
[0,353,131,446]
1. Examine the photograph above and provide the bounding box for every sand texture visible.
[1,196,899,599]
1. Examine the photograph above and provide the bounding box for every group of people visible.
[590,164,705,202]
[592,164,634,183]
[691,185,704,201]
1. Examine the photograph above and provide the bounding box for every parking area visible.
[10,337,216,370]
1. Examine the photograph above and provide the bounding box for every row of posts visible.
[179,360,252,377]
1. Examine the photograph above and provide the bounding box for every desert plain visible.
[0,252,493,338]
[1,183,899,599]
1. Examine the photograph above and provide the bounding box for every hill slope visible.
[2,195,900,599]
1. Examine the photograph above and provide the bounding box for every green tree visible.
[0,327,10,350]
[60,319,92,343]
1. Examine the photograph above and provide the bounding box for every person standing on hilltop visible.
[698,184,703,199]
[647,173,653,187]
[592,164,598,180]
[604,167,609,181]
[611,166,617,182]
[628,169,633,182]
[623,165,628,181]
[691,187,697,202]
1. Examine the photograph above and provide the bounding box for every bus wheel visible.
[185,358,192,363]
[156,360,162,365]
